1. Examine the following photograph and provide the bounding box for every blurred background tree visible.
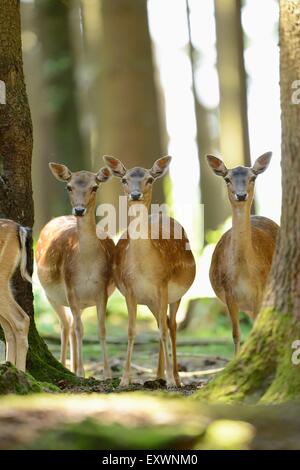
[35,0,87,219]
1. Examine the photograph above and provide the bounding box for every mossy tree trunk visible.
[197,0,300,404]
[0,0,75,384]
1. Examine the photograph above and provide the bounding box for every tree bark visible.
[0,0,74,383]
[271,0,300,317]
[196,0,300,404]
[93,0,165,210]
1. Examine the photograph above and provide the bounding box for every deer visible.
[0,219,32,372]
[36,163,115,378]
[206,152,279,353]
[104,155,196,388]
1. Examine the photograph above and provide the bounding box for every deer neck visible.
[231,202,253,262]
[127,192,152,244]
[76,202,98,249]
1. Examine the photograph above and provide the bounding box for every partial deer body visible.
[207,152,279,353]
[36,164,115,377]
[105,156,196,388]
[0,219,31,371]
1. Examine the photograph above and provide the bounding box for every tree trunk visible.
[94,0,165,211]
[197,0,300,404]
[0,0,74,383]
[35,0,87,216]
[186,1,229,233]
[214,0,251,168]
[21,1,56,232]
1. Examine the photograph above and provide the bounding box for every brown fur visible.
[210,216,278,313]
[36,164,115,377]
[0,219,31,371]
[36,216,115,304]
[115,216,195,303]
[104,156,196,388]
[207,153,279,353]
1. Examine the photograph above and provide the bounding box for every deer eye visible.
[249,176,256,183]
[224,177,230,184]
[146,177,154,184]
[66,185,72,192]
[91,185,98,192]
[122,178,128,184]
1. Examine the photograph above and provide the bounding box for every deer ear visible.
[103,155,127,178]
[252,152,272,175]
[150,156,172,179]
[49,162,72,182]
[96,166,111,183]
[206,155,228,177]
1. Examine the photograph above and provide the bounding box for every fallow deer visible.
[104,155,196,388]
[0,219,31,371]
[36,164,115,377]
[207,152,279,353]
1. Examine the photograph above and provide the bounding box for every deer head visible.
[49,163,111,217]
[103,155,172,207]
[206,152,272,206]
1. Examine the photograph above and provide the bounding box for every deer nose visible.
[130,191,143,201]
[74,206,86,217]
[235,193,248,202]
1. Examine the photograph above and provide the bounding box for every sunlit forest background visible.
[7,0,281,379]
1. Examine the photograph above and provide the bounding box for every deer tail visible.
[18,226,32,284]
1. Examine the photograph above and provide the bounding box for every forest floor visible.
[1,389,300,450]
[45,333,229,395]
[3,301,298,450]
[2,331,300,450]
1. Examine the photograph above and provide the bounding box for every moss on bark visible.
[0,363,59,394]
[195,308,300,404]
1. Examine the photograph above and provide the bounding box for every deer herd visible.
[0,152,279,388]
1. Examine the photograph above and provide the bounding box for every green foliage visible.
[205,217,231,245]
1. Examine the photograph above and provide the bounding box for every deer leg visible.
[0,297,29,372]
[156,340,166,381]
[67,291,84,377]
[158,288,174,388]
[0,315,16,365]
[48,298,72,367]
[14,310,30,372]
[169,300,181,387]
[72,311,84,377]
[120,291,137,387]
[96,292,111,380]
[149,307,165,381]
[69,327,78,374]
[226,295,240,354]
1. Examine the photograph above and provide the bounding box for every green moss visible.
[25,323,80,384]
[194,308,300,404]
[25,418,201,450]
[0,363,44,394]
